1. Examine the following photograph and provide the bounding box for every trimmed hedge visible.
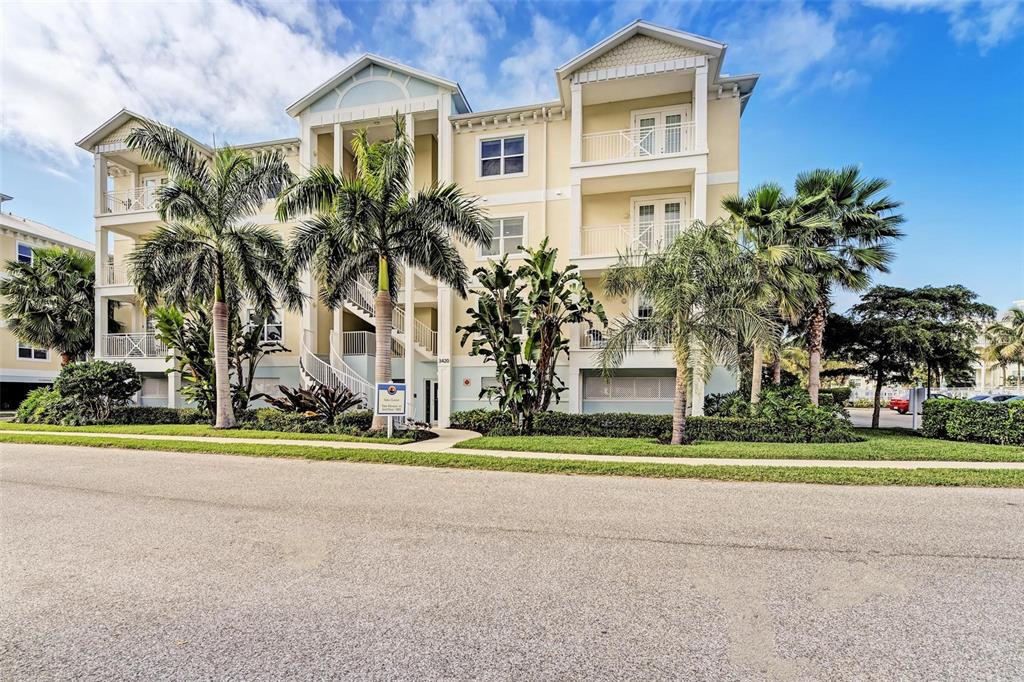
[819,387,853,405]
[450,409,859,444]
[922,399,1024,446]
[108,406,210,425]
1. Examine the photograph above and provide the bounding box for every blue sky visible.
[1,0,1022,310]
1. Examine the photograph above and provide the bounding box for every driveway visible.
[848,406,918,429]
[3,443,1023,680]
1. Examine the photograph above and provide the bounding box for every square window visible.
[479,135,525,177]
[481,217,527,258]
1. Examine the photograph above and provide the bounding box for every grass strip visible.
[455,431,1024,463]
[2,433,1023,488]
[0,421,411,445]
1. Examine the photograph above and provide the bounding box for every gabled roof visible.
[75,108,211,153]
[556,20,726,81]
[285,53,471,117]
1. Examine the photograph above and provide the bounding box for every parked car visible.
[1004,395,1024,402]
[890,393,952,414]
[982,394,1016,403]
[968,395,991,401]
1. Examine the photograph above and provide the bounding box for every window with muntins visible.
[17,343,48,360]
[16,243,33,264]
[480,135,524,177]
[480,217,524,257]
[246,309,283,342]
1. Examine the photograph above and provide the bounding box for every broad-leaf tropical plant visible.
[276,115,490,429]
[0,247,95,364]
[126,120,303,428]
[598,220,778,445]
[985,306,1024,387]
[793,166,904,404]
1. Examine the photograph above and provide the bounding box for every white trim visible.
[556,20,723,77]
[475,130,528,181]
[16,342,50,362]
[15,240,35,264]
[707,170,739,185]
[477,214,528,260]
[477,187,570,207]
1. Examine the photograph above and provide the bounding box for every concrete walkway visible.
[3,428,1022,470]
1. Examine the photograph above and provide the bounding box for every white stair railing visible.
[300,330,370,403]
[346,278,438,355]
[413,318,437,355]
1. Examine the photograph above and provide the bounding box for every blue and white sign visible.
[375,383,407,416]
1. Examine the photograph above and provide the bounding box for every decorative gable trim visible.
[586,34,703,71]
[571,55,707,85]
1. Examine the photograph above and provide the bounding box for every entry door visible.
[632,195,691,250]
[631,105,692,156]
[424,379,432,424]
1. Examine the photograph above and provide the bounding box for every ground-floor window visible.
[246,308,283,342]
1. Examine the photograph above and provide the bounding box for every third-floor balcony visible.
[103,187,160,215]
[581,121,696,164]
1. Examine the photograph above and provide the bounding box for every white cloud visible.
[0,1,358,164]
[486,15,585,109]
[864,0,1024,51]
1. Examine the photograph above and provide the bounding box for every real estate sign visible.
[375,383,407,416]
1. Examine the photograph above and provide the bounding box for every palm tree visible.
[985,307,1024,387]
[793,166,904,404]
[598,221,777,445]
[0,247,95,365]
[276,115,490,430]
[126,121,302,428]
[722,183,822,402]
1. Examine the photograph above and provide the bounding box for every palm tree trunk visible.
[671,343,690,445]
[771,355,782,386]
[60,352,72,366]
[212,298,235,428]
[372,258,392,431]
[750,344,764,403]
[872,371,883,429]
[807,301,827,405]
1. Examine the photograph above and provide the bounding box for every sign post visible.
[375,383,407,438]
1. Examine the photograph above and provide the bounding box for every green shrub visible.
[53,360,142,424]
[849,398,874,408]
[922,399,1023,445]
[704,391,750,417]
[820,387,853,405]
[334,409,373,431]
[450,409,514,435]
[245,409,332,433]
[15,386,62,424]
[108,406,210,425]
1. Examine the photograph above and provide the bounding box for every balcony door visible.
[631,105,693,156]
[632,194,691,251]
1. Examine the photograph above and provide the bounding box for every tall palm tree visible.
[276,115,490,430]
[794,166,904,404]
[1,247,95,365]
[598,220,777,445]
[722,183,823,402]
[126,121,302,428]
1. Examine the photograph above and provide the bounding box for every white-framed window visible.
[636,295,654,319]
[16,242,33,264]
[479,134,526,178]
[17,343,49,361]
[246,308,283,342]
[480,216,525,258]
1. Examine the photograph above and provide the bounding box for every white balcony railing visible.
[101,265,130,286]
[103,332,167,358]
[581,122,696,163]
[341,330,405,358]
[581,325,667,350]
[104,187,159,214]
[580,220,689,257]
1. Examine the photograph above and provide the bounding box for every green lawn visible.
[0,421,412,445]
[1,433,1022,488]
[455,429,1024,463]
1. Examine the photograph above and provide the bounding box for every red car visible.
[889,398,910,414]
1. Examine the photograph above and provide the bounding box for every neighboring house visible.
[76,20,757,424]
[0,198,94,410]
[974,299,1024,392]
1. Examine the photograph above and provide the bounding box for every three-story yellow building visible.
[76,20,758,425]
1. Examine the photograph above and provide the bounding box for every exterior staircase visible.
[299,330,372,405]
[344,279,437,359]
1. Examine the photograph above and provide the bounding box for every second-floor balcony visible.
[103,187,159,215]
[100,265,131,286]
[581,325,668,350]
[102,332,167,359]
[580,219,691,258]
[581,121,696,164]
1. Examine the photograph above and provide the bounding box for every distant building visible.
[0,199,93,410]
[975,299,1024,391]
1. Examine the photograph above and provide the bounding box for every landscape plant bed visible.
[2,433,1023,488]
[454,429,1024,463]
[0,421,414,445]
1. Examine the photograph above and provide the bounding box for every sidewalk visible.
[3,428,1023,470]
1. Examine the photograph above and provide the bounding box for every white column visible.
[301,270,317,352]
[331,309,343,365]
[299,115,313,174]
[167,370,179,408]
[332,123,342,175]
[404,112,417,419]
[94,154,107,216]
[691,167,708,416]
[94,227,108,357]
[436,94,454,426]
[570,82,582,164]
[695,63,709,153]
[570,182,582,258]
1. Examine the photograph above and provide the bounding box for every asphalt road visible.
[3,444,1023,680]
[847,407,917,429]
